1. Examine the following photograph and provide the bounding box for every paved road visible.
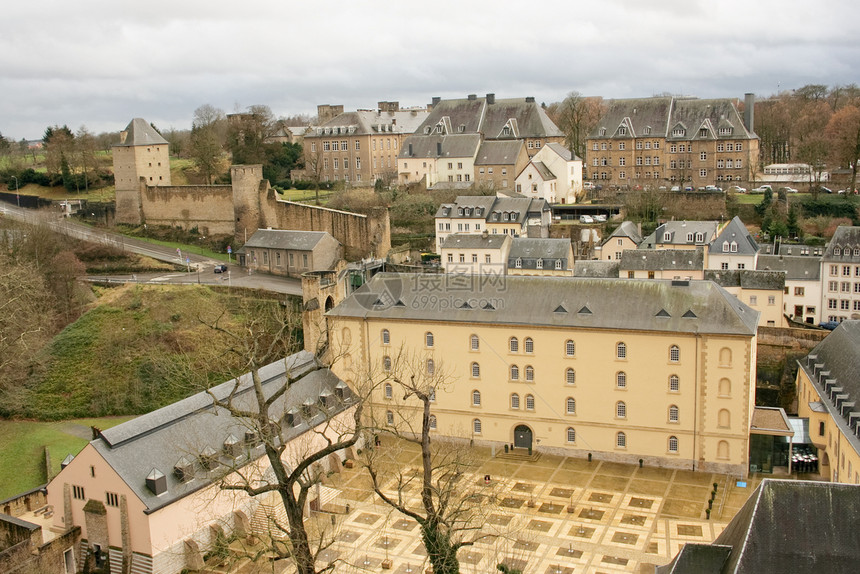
[0,203,302,296]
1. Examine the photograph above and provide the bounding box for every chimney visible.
[525,96,536,103]
[119,130,128,145]
[437,142,442,156]
[468,94,477,101]
[408,143,413,157]
[487,93,495,105]
[431,96,441,107]
[744,93,755,133]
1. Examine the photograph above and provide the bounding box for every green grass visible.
[0,416,136,499]
[119,235,229,261]
[277,187,334,204]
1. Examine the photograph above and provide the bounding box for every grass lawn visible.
[0,416,136,499]
[123,235,229,261]
[278,188,334,204]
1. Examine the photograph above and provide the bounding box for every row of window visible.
[827,299,860,311]
[71,485,120,507]
[383,331,680,363]
[828,263,860,276]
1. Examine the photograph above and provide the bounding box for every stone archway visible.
[514,425,533,450]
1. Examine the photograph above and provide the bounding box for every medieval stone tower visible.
[113,118,171,225]
[231,164,265,242]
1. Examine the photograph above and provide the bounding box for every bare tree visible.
[197,303,367,574]
[363,350,495,574]
[545,92,605,160]
[190,104,227,184]
[826,104,860,192]
[302,145,326,205]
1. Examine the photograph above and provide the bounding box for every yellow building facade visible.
[796,322,860,484]
[328,274,758,476]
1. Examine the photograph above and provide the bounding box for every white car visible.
[579,215,594,224]
[594,214,607,222]
[783,187,798,193]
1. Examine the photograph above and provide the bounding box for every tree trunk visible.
[421,520,460,574]
[283,489,317,574]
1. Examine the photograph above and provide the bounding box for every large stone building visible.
[301,102,429,186]
[113,118,172,222]
[586,95,759,189]
[236,229,342,278]
[820,225,860,323]
[327,274,759,475]
[796,321,860,484]
[399,94,565,188]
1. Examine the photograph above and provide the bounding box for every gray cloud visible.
[2,0,859,139]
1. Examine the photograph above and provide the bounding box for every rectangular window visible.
[106,492,120,507]
[355,140,360,150]
[749,295,758,305]
[302,254,308,267]
[841,300,850,310]
[73,485,85,500]
[794,286,805,296]
[768,296,775,305]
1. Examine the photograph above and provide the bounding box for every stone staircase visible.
[495,448,542,463]
[250,500,288,539]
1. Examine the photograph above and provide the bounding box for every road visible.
[0,203,302,296]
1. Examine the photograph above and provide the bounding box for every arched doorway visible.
[324,296,334,312]
[514,425,533,450]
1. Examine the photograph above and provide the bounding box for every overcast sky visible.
[3,0,859,140]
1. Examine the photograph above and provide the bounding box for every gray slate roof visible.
[799,321,860,454]
[309,109,428,137]
[591,96,756,141]
[474,140,525,165]
[640,221,719,248]
[709,216,759,254]
[704,269,785,290]
[605,221,643,245]
[531,161,556,181]
[416,96,563,139]
[574,260,620,278]
[399,134,481,159]
[620,249,703,271]
[435,196,548,223]
[509,238,571,261]
[327,273,759,336]
[89,351,355,513]
[711,479,860,573]
[441,233,510,250]
[544,142,576,161]
[822,225,860,262]
[756,255,820,281]
[240,229,336,251]
[114,118,168,147]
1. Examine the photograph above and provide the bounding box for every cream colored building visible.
[796,321,860,483]
[328,274,759,475]
[599,221,643,262]
[45,352,358,574]
[515,143,583,204]
[705,270,787,328]
[441,233,510,275]
[620,249,704,280]
[507,238,574,276]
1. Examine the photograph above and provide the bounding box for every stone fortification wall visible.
[120,164,390,258]
[262,197,390,259]
[140,184,235,235]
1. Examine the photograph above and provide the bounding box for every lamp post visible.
[11,175,19,207]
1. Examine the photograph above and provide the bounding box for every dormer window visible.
[599,128,607,136]
[536,259,543,269]
[834,247,841,256]
[503,213,509,221]
[686,233,694,242]
[719,127,732,136]
[730,241,738,253]
[618,126,627,135]
[424,127,431,134]
[458,124,466,133]
[699,128,708,137]
[722,241,729,252]
[695,232,704,243]
[465,208,471,216]
[644,126,652,135]
[672,128,685,137]
[515,258,522,268]
[503,126,511,136]
[458,208,464,216]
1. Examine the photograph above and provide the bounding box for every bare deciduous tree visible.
[363,350,495,574]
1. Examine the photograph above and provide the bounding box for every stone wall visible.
[756,326,827,412]
[0,515,80,574]
[140,184,235,235]
[0,488,47,518]
[118,164,390,258]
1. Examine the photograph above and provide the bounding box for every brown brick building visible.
[301,102,429,186]
[586,95,759,190]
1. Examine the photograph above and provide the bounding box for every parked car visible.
[684,185,694,191]
[579,215,594,224]
[752,185,772,194]
[783,186,798,193]
[704,185,722,192]
[583,181,595,190]
[819,321,840,331]
[812,186,832,194]
[727,186,747,193]
[670,185,681,192]
[214,264,228,273]
[594,214,607,222]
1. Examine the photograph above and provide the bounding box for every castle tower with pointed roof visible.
[113,118,171,224]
